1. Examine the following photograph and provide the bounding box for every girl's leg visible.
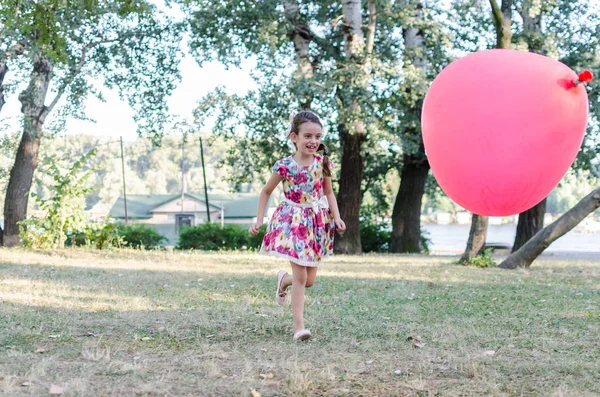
[290,262,308,332]
[280,266,316,293]
[305,266,317,288]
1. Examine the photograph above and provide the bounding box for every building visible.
[108,192,273,245]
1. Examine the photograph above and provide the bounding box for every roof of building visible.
[108,193,265,220]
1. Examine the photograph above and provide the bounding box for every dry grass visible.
[1,248,599,396]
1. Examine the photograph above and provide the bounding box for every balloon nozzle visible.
[574,70,593,86]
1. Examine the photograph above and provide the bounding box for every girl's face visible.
[291,122,322,156]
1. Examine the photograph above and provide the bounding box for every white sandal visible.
[275,270,288,305]
[293,329,311,341]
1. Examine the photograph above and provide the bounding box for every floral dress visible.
[260,155,335,267]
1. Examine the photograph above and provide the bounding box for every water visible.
[422,224,600,254]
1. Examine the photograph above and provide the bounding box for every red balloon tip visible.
[574,70,593,86]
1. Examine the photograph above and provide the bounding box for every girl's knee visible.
[293,272,308,286]
[305,280,315,288]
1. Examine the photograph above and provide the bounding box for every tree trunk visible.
[499,188,600,269]
[390,153,429,253]
[3,134,42,246]
[334,0,376,254]
[460,214,489,262]
[0,62,7,113]
[3,53,53,247]
[0,57,7,243]
[461,0,513,259]
[283,0,315,110]
[390,0,428,253]
[512,198,546,252]
[490,0,514,49]
[511,0,546,252]
[335,127,365,254]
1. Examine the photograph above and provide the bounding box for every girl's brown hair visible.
[289,111,331,177]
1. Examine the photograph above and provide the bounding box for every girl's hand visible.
[248,222,263,235]
[335,218,346,234]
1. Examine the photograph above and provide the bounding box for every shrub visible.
[360,220,391,253]
[462,248,496,268]
[66,218,123,249]
[19,151,96,249]
[178,223,257,251]
[246,224,267,250]
[360,219,431,254]
[118,223,167,249]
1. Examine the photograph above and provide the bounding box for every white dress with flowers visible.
[260,155,335,267]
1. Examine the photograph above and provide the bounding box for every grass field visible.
[1,248,599,396]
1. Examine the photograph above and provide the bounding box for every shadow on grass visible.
[1,249,600,396]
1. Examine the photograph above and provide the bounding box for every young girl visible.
[249,111,346,341]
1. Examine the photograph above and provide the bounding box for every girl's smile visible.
[292,122,322,158]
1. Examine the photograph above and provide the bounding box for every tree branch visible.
[44,34,130,116]
[365,0,377,56]
[499,187,600,269]
[1,42,25,61]
[489,0,503,30]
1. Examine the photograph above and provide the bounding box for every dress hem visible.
[260,248,329,267]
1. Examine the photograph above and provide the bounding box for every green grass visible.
[0,248,599,396]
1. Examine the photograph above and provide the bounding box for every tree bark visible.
[511,0,546,252]
[334,0,376,254]
[512,198,546,252]
[390,0,428,253]
[460,214,489,262]
[0,62,7,113]
[461,0,513,259]
[283,0,315,109]
[391,152,429,252]
[335,126,365,254]
[3,53,53,247]
[499,188,600,269]
[490,0,513,49]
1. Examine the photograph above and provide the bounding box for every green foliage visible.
[462,248,496,268]
[66,217,123,249]
[246,224,267,250]
[183,0,452,189]
[0,0,183,140]
[421,229,432,255]
[177,223,257,251]
[360,220,391,253]
[19,150,97,249]
[117,223,167,249]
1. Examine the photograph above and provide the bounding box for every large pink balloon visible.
[422,49,589,216]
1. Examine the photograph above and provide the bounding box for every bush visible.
[178,223,260,251]
[66,218,123,249]
[118,223,167,249]
[360,220,391,253]
[19,150,97,249]
[246,224,267,250]
[462,248,496,268]
[421,229,431,254]
[360,219,431,254]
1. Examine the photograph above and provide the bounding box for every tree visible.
[454,0,600,261]
[499,187,600,269]
[20,150,97,249]
[0,1,183,246]
[183,0,403,253]
[459,0,513,263]
[184,1,459,254]
[389,1,449,253]
[512,0,600,251]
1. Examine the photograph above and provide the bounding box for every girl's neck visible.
[292,152,315,166]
